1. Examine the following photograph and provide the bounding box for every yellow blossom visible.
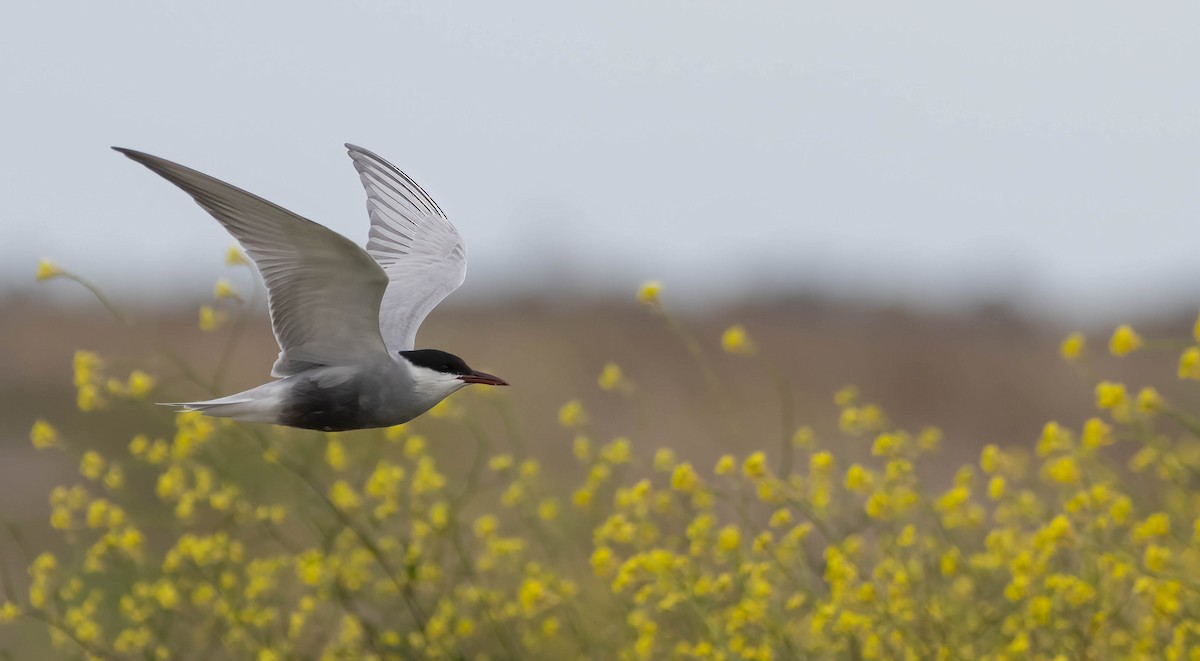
[1081,418,1113,450]
[670,463,699,494]
[323,437,348,471]
[1133,513,1171,542]
[1059,332,1085,361]
[537,499,558,521]
[1109,324,1142,356]
[1136,387,1163,414]
[0,602,21,622]
[80,451,105,481]
[598,362,625,391]
[1043,456,1080,485]
[213,278,240,300]
[714,455,735,475]
[1095,381,1127,410]
[225,246,248,266]
[652,448,676,472]
[980,444,1000,473]
[810,451,834,474]
[720,325,754,354]
[125,370,155,398]
[36,258,64,281]
[572,435,591,462]
[636,281,662,305]
[328,481,360,510]
[600,437,631,464]
[844,464,871,493]
[1179,347,1200,379]
[988,476,1006,500]
[30,420,59,449]
[792,426,815,447]
[558,400,587,428]
[742,451,767,478]
[198,305,225,331]
[1143,544,1170,572]
[716,525,741,552]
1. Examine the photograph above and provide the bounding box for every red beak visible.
[459,370,509,386]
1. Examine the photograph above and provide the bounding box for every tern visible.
[114,145,508,431]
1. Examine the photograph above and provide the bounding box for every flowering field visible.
[4,262,1200,660]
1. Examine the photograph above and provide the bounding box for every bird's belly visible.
[279,371,399,431]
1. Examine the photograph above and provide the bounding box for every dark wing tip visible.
[111,147,159,167]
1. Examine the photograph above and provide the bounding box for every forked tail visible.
[157,391,281,424]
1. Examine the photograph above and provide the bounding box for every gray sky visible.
[2,1,1197,320]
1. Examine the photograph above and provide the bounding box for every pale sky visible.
[1,1,1197,320]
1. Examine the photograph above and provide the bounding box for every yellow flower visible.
[844,464,870,493]
[742,451,767,478]
[591,547,615,577]
[1081,418,1113,450]
[213,278,241,301]
[987,476,1006,500]
[792,427,815,447]
[716,525,741,552]
[79,451,106,481]
[1133,513,1170,542]
[758,510,789,532]
[537,499,558,521]
[225,246,249,266]
[670,463,699,494]
[1043,456,1080,485]
[328,481,360,510]
[600,437,631,464]
[1143,544,1170,573]
[0,601,21,622]
[30,420,59,449]
[979,444,999,473]
[1095,381,1127,410]
[198,305,225,331]
[1108,324,1142,356]
[1178,347,1200,380]
[720,325,754,354]
[1136,387,1163,414]
[558,400,587,428]
[125,371,155,399]
[1059,332,1085,361]
[636,281,662,305]
[714,455,735,475]
[598,363,625,391]
[810,451,834,474]
[154,581,179,609]
[871,433,903,457]
[325,437,347,471]
[652,448,677,472]
[36,258,65,282]
[572,435,591,462]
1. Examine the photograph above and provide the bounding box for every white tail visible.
[158,383,285,424]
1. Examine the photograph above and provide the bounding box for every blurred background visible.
[1,2,1198,523]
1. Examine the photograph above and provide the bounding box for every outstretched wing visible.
[115,147,391,376]
[344,144,467,352]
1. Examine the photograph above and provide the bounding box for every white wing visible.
[115,147,391,376]
[344,144,467,352]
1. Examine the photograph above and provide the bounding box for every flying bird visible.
[114,145,508,431]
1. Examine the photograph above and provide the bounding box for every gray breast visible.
[279,366,400,431]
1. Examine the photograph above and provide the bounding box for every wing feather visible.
[344,144,466,352]
[114,147,391,375]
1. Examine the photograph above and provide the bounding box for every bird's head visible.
[399,349,508,399]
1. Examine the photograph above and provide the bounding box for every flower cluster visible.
[6,266,1200,660]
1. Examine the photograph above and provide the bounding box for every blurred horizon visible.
[2,1,1198,323]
